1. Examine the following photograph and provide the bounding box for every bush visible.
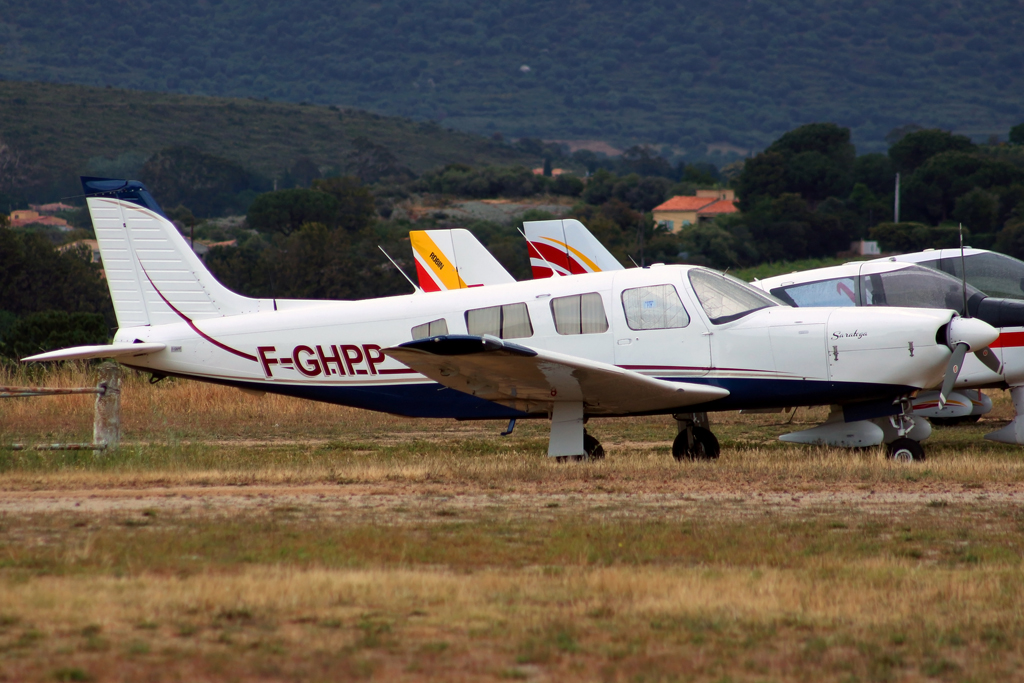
[869,222,968,252]
[0,310,108,359]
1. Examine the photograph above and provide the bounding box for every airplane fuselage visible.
[115,265,956,419]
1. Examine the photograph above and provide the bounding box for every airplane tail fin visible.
[82,177,266,329]
[409,228,516,291]
[523,219,625,278]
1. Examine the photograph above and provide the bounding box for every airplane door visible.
[611,272,711,378]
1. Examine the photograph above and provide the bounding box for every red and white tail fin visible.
[82,177,270,329]
[409,229,516,292]
[523,219,625,278]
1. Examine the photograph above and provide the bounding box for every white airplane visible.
[754,259,1024,445]
[22,178,998,463]
[880,247,1024,301]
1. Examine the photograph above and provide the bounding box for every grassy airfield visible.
[2,366,1024,681]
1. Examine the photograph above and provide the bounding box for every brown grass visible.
[3,365,1024,680]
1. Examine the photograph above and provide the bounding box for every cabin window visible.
[861,265,981,314]
[411,318,449,340]
[770,277,858,307]
[688,268,777,324]
[550,293,609,335]
[465,303,533,339]
[621,285,689,330]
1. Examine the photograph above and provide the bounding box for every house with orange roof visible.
[8,210,71,230]
[652,189,737,232]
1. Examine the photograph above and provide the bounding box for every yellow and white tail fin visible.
[409,228,516,292]
[82,177,269,329]
[524,218,625,278]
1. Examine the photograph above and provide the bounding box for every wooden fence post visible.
[93,362,121,452]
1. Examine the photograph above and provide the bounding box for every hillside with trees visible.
[0,80,538,206]
[5,117,1024,358]
[0,0,1021,161]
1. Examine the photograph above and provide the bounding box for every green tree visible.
[888,129,975,174]
[581,168,617,206]
[246,188,341,235]
[552,174,584,197]
[767,122,857,170]
[852,153,896,197]
[952,187,1000,233]
[902,151,1024,223]
[0,230,113,326]
[311,176,377,232]
[741,193,851,261]
[994,219,1024,259]
[140,146,264,217]
[734,152,787,211]
[0,310,108,359]
[869,222,967,252]
[1009,123,1024,146]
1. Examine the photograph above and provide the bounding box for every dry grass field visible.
[3,364,1024,682]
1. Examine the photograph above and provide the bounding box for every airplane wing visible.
[384,335,728,415]
[21,342,167,362]
[410,229,516,291]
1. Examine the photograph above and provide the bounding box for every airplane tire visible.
[555,433,605,463]
[673,427,720,461]
[929,414,982,427]
[887,437,926,463]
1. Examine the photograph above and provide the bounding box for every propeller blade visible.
[939,343,969,409]
[974,346,1003,375]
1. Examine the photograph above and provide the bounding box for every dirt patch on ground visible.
[2,481,1019,522]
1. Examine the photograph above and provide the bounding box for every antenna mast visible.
[378,246,422,293]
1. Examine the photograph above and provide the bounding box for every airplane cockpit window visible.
[621,285,690,330]
[861,265,982,313]
[688,269,778,324]
[465,303,533,339]
[937,252,1024,300]
[551,293,609,335]
[770,277,858,308]
[411,318,449,340]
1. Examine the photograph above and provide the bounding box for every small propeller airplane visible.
[752,250,1024,446]
[22,178,999,462]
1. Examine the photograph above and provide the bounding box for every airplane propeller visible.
[974,346,1003,375]
[939,316,1000,409]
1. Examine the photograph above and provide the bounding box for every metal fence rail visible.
[0,363,121,452]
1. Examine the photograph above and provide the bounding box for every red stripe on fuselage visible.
[137,260,258,362]
[991,331,1024,348]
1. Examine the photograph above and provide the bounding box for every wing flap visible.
[22,343,167,362]
[384,335,728,414]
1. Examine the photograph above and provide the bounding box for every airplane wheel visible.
[887,438,926,463]
[555,434,605,463]
[584,433,605,461]
[673,427,720,461]
[930,414,982,427]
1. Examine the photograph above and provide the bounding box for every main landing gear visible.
[672,412,720,461]
[555,432,606,463]
[548,402,605,462]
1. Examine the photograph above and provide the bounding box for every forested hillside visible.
[0,80,535,203]
[0,0,1021,159]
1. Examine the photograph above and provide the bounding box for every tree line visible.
[5,118,1024,358]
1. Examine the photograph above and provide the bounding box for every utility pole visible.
[894,173,901,223]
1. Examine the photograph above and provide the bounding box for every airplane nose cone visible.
[947,316,999,352]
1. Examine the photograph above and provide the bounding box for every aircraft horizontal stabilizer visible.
[384,335,729,414]
[21,342,167,362]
